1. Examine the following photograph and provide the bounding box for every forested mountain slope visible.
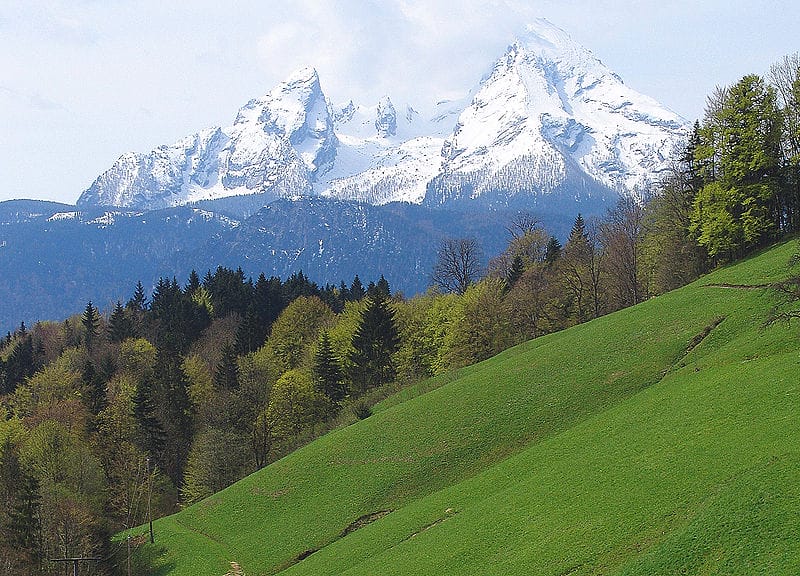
[133,240,800,575]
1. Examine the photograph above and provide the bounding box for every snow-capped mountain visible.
[77,19,686,212]
[427,19,685,206]
[78,67,330,209]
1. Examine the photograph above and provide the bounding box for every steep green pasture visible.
[135,240,800,575]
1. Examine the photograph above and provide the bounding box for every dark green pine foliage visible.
[82,360,107,416]
[283,270,318,302]
[683,120,707,192]
[313,331,346,405]
[234,308,260,355]
[366,275,391,300]
[545,236,562,265]
[204,266,253,318]
[376,275,391,298]
[82,301,101,354]
[8,469,42,564]
[127,280,148,312]
[214,344,240,391]
[570,213,587,241]
[132,377,166,464]
[186,269,201,295]
[151,277,210,354]
[338,281,351,302]
[349,275,366,301]
[505,254,525,290]
[348,292,400,394]
[62,318,80,348]
[1,442,42,568]
[153,350,194,485]
[320,283,345,314]
[235,274,286,354]
[2,334,35,395]
[125,281,149,340]
[108,300,136,343]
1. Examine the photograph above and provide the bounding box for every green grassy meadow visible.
[133,240,800,575]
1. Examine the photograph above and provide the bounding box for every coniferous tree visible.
[234,308,260,355]
[312,331,346,406]
[81,301,101,354]
[365,275,391,301]
[214,344,240,391]
[153,350,194,485]
[348,292,400,394]
[82,360,107,416]
[545,236,562,265]
[505,254,525,290]
[1,444,42,570]
[349,275,366,301]
[283,270,318,302]
[559,214,592,322]
[253,273,285,327]
[186,269,201,295]
[204,266,252,318]
[2,335,35,395]
[151,277,210,354]
[338,281,351,302]
[127,280,148,311]
[132,377,166,463]
[108,301,135,343]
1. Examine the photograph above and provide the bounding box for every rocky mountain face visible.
[76,19,686,213]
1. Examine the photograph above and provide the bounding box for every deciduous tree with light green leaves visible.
[691,74,783,260]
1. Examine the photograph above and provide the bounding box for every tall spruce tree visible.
[82,301,101,354]
[2,335,35,395]
[82,360,107,416]
[312,331,346,405]
[154,350,194,485]
[127,281,148,311]
[214,344,240,391]
[133,377,166,463]
[108,301,135,343]
[349,275,366,301]
[1,443,42,570]
[505,254,525,290]
[545,236,562,265]
[348,292,400,394]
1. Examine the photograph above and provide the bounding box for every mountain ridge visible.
[77,19,687,212]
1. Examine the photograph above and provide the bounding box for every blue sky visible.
[2,0,798,204]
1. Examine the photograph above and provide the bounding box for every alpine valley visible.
[0,19,687,331]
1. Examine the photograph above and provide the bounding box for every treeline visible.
[1,56,799,576]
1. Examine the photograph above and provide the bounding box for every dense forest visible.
[1,57,799,575]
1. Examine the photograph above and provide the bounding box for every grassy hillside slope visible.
[135,240,800,575]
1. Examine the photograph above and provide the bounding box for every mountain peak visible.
[283,66,320,88]
[511,18,609,80]
[518,18,576,50]
[375,96,397,137]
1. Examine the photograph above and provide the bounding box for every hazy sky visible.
[2,0,798,204]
